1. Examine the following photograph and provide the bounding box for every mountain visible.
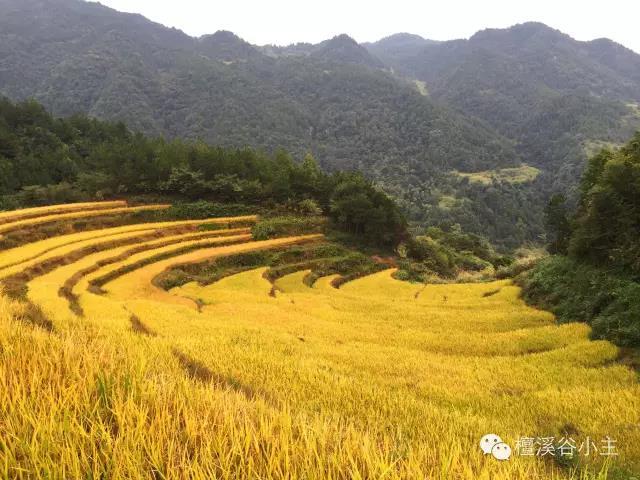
[1,1,639,247]
[365,23,640,178]
[363,33,438,72]
[0,0,528,244]
[197,31,263,62]
[0,0,513,171]
[365,22,640,244]
[261,34,384,68]
[311,34,384,67]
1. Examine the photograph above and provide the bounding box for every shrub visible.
[520,256,640,347]
[405,236,455,277]
[251,216,325,240]
[14,183,87,206]
[168,201,254,220]
[329,174,407,248]
[297,199,322,216]
[76,172,116,198]
[568,133,640,274]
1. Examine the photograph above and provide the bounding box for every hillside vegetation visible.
[522,132,640,348]
[0,202,638,478]
[5,1,640,246]
[367,23,640,175]
[0,0,515,174]
[0,3,515,174]
[367,24,640,245]
[453,165,541,186]
[0,97,406,248]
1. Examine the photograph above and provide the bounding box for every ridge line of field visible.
[0,215,257,271]
[61,228,251,316]
[0,201,128,224]
[0,204,173,235]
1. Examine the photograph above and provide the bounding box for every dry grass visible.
[274,269,313,294]
[25,231,255,326]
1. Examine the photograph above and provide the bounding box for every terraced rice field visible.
[0,203,638,479]
[0,203,171,235]
[0,200,128,224]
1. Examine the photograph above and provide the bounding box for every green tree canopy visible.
[569,132,640,273]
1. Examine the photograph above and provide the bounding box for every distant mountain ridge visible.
[365,21,640,191]
[260,34,383,68]
[363,33,438,72]
[0,0,517,174]
[1,0,640,247]
[366,22,640,103]
[197,30,263,62]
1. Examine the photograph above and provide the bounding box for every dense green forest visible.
[4,1,640,248]
[0,97,406,248]
[522,132,640,348]
[0,97,519,278]
[367,24,640,165]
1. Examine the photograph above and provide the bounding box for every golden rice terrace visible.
[0,202,638,479]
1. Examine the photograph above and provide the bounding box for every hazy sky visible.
[97,0,640,53]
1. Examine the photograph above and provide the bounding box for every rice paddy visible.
[0,202,638,479]
[0,200,128,224]
[0,203,171,235]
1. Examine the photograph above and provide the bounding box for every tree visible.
[0,97,408,247]
[544,194,571,254]
[160,167,209,198]
[330,174,407,248]
[569,132,640,273]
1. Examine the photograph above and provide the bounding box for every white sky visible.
[96,0,640,53]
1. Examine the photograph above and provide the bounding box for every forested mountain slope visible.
[366,23,640,190]
[0,0,513,173]
[2,0,640,247]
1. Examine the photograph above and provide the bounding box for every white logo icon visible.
[491,442,512,460]
[480,433,502,454]
[480,434,512,460]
